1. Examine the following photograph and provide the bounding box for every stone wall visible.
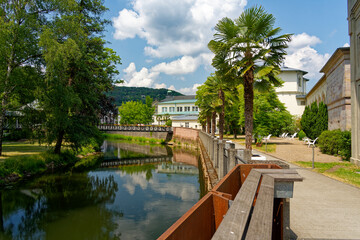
[173,127,199,142]
[106,131,172,141]
[325,49,351,131]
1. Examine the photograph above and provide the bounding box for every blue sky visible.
[103,0,349,94]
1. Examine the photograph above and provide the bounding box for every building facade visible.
[305,47,351,131]
[155,95,201,129]
[275,67,308,116]
[348,0,360,165]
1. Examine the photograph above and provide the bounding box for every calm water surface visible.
[0,140,204,240]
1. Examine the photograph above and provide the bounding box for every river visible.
[0,140,205,240]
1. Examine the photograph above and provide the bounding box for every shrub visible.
[318,130,351,160]
[300,101,328,139]
[298,130,306,140]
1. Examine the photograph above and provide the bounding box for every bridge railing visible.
[98,124,173,132]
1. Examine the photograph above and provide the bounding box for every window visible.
[177,107,183,112]
[300,101,305,105]
[192,106,198,111]
[184,106,190,111]
[185,122,189,128]
[162,107,167,112]
[169,107,175,112]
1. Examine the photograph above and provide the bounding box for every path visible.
[231,140,360,240]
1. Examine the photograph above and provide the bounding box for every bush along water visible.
[318,129,351,160]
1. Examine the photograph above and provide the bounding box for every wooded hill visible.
[107,86,183,106]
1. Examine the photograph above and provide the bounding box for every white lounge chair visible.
[288,132,297,140]
[307,137,318,148]
[280,133,285,138]
[263,134,272,142]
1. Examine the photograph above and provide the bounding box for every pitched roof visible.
[280,66,308,75]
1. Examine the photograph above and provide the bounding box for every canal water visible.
[0,140,205,240]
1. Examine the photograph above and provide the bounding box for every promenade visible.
[231,138,360,240]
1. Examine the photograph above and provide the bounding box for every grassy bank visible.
[0,141,103,186]
[0,141,49,159]
[103,133,166,145]
[232,139,276,152]
[295,161,360,188]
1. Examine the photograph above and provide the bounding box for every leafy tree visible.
[300,101,328,139]
[39,0,121,154]
[209,6,291,155]
[118,98,155,125]
[196,84,216,134]
[0,0,47,155]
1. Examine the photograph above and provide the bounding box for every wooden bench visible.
[212,168,302,240]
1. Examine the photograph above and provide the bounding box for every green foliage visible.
[318,130,351,160]
[298,130,306,140]
[118,97,155,125]
[107,86,183,106]
[38,0,121,154]
[239,87,295,136]
[301,102,328,139]
[165,119,172,126]
[73,154,103,172]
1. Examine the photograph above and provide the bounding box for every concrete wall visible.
[348,0,360,165]
[172,120,201,129]
[173,127,199,142]
[306,76,327,106]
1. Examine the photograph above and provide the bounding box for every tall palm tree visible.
[210,6,291,155]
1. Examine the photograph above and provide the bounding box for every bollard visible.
[210,136,214,162]
[244,149,252,162]
[228,143,236,171]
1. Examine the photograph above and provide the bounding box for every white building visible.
[276,67,308,116]
[155,95,201,129]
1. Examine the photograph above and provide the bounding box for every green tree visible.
[143,96,155,124]
[300,101,328,139]
[0,0,47,155]
[118,98,154,125]
[39,0,121,154]
[209,6,291,155]
[196,84,216,134]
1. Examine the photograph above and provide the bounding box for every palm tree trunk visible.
[206,114,211,134]
[211,111,216,137]
[219,89,225,140]
[244,71,254,151]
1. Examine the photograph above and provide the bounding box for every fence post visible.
[218,140,225,179]
[210,136,214,162]
[228,143,236,171]
[213,138,219,168]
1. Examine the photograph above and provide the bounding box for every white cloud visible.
[113,0,247,58]
[343,43,350,47]
[285,33,330,81]
[120,62,159,88]
[151,56,200,75]
[154,83,167,89]
[178,83,202,95]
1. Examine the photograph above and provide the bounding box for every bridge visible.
[98,125,172,132]
[100,156,172,167]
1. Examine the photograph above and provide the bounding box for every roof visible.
[171,114,199,121]
[320,47,350,73]
[160,99,196,104]
[280,66,308,75]
[160,95,196,103]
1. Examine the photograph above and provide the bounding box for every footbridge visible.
[100,156,172,167]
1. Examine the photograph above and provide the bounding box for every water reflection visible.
[0,140,204,240]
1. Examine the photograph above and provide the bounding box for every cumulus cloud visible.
[285,33,330,81]
[120,62,159,88]
[178,83,202,95]
[113,0,247,58]
[343,43,350,47]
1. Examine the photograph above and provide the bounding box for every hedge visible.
[318,129,351,160]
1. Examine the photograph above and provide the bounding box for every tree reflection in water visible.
[0,173,121,240]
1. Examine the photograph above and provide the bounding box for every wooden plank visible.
[266,173,303,182]
[212,170,262,240]
[253,169,298,174]
[245,175,275,240]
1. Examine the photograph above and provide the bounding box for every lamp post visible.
[311,144,315,169]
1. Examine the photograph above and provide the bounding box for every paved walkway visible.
[231,139,360,240]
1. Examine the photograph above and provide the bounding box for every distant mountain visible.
[107,86,184,106]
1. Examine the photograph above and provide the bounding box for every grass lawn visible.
[0,141,49,160]
[232,139,276,153]
[295,161,360,188]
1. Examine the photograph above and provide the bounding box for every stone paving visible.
[229,137,360,240]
